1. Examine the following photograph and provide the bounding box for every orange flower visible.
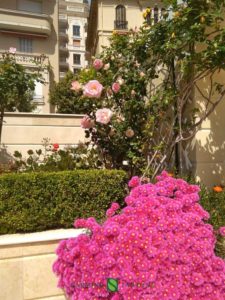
[213,186,223,192]
[168,173,174,177]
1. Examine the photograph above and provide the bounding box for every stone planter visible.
[0,228,86,300]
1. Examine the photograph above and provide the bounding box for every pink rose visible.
[83,80,103,98]
[95,108,113,125]
[9,47,16,54]
[112,82,120,93]
[81,115,94,129]
[71,81,82,92]
[93,59,103,70]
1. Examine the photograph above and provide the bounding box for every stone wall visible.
[1,112,85,160]
[0,229,86,300]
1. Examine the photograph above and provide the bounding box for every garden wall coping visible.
[0,228,87,246]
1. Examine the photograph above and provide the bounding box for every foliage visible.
[13,139,104,172]
[0,50,46,142]
[49,71,87,114]
[200,185,225,230]
[0,170,127,234]
[51,0,225,179]
[53,171,225,299]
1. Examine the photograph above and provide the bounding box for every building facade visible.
[59,0,89,78]
[0,0,59,113]
[86,0,165,58]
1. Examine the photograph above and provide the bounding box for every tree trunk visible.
[171,60,180,175]
[0,108,5,146]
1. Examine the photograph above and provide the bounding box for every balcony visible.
[0,8,51,37]
[59,32,68,41]
[0,51,47,68]
[114,20,128,30]
[59,14,68,27]
[59,45,69,56]
[59,60,69,69]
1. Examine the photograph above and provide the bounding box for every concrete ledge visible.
[4,112,85,118]
[0,228,87,246]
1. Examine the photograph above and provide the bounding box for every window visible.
[73,54,81,65]
[19,38,33,53]
[115,5,127,29]
[33,80,43,101]
[73,39,81,47]
[18,0,42,14]
[73,25,80,37]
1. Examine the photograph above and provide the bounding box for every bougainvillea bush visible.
[53,172,225,300]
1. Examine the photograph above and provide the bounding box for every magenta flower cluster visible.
[53,171,225,299]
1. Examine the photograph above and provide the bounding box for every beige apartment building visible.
[86,0,164,58]
[59,0,89,78]
[0,0,59,113]
[0,0,88,161]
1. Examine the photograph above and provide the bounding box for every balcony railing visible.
[0,51,47,67]
[114,20,128,30]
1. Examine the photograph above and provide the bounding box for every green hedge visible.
[0,170,128,234]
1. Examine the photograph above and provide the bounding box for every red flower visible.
[53,143,59,151]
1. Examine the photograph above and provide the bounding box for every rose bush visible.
[50,0,225,179]
[53,172,225,299]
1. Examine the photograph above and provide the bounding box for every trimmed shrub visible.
[0,170,127,234]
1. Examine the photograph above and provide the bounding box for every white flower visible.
[117,76,124,85]
[104,63,110,70]
[9,47,16,54]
